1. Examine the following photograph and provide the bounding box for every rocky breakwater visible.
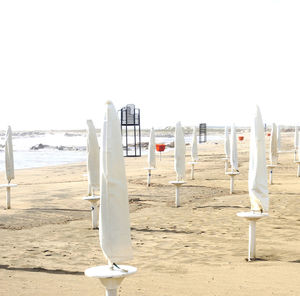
[31,143,86,151]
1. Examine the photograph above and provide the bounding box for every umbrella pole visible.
[230,175,234,194]
[191,164,195,180]
[297,163,300,177]
[294,150,297,162]
[248,220,256,261]
[91,200,99,229]
[6,187,11,209]
[147,169,151,187]
[269,169,273,184]
[175,185,180,207]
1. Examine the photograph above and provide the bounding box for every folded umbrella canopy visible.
[148,127,156,168]
[224,126,230,159]
[248,106,269,213]
[277,125,281,151]
[270,123,278,165]
[99,101,133,264]
[5,126,14,183]
[175,122,186,180]
[87,120,100,195]
[230,124,238,171]
[191,126,199,162]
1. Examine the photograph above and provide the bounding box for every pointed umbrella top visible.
[5,126,14,183]
[99,101,133,264]
[248,106,269,213]
[174,122,186,180]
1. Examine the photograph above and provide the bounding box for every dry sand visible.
[0,133,299,296]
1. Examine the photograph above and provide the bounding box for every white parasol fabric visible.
[294,126,298,150]
[230,123,238,171]
[277,125,281,151]
[99,101,133,264]
[248,106,269,213]
[87,120,100,195]
[5,126,14,183]
[224,126,230,159]
[175,122,186,180]
[191,126,199,162]
[270,123,278,165]
[148,127,156,168]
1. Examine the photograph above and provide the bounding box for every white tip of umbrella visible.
[105,100,113,105]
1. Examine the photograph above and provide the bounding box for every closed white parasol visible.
[148,127,156,168]
[87,120,100,195]
[191,126,198,162]
[5,126,14,183]
[175,121,186,180]
[230,123,238,171]
[99,101,133,264]
[248,106,269,213]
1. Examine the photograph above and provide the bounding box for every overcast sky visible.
[0,0,299,130]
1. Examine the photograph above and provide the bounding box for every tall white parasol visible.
[224,126,230,159]
[230,123,238,172]
[5,126,14,183]
[175,121,186,180]
[248,106,269,213]
[277,125,281,151]
[270,123,278,165]
[87,120,100,195]
[148,127,156,168]
[99,101,133,264]
[191,126,198,162]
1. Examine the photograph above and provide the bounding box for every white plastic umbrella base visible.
[0,184,18,209]
[83,196,100,229]
[169,181,185,207]
[85,265,137,296]
[237,212,268,261]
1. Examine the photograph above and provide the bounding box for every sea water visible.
[0,132,222,171]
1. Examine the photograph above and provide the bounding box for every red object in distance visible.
[267,133,271,136]
[156,144,166,152]
[238,136,244,141]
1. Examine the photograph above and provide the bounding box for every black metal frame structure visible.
[119,104,141,157]
[199,123,207,143]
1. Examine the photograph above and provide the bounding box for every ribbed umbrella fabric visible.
[5,126,14,183]
[175,122,186,180]
[87,120,100,195]
[230,124,238,171]
[99,101,133,264]
[191,126,198,162]
[270,123,278,165]
[224,126,230,158]
[248,106,269,213]
[148,127,156,168]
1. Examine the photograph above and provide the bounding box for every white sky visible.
[0,0,300,130]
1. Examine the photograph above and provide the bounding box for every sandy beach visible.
[0,133,299,296]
